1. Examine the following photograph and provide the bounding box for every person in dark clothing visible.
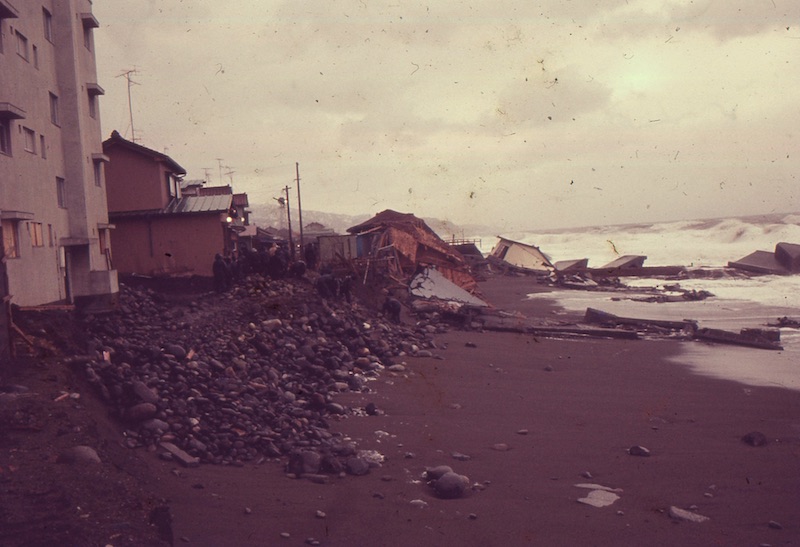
[305,243,318,271]
[223,256,235,289]
[382,297,402,323]
[290,260,307,279]
[339,275,353,303]
[212,253,229,292]
[315,274,339,299]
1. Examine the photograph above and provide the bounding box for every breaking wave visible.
[493,213,800,269]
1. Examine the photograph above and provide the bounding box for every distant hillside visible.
[247,203,369,235]
[248,202,495,241]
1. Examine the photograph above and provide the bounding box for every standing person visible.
[212,254,228,292]
[339,274,353,303]
[223,256,235,289]
[305,243,318,271]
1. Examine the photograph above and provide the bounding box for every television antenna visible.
[116,68,140,142]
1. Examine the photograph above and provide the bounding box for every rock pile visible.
[70,275,443,470]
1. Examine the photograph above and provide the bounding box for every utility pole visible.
[296,162,304,253]
[284,186,294,259]
[116,68,139,142]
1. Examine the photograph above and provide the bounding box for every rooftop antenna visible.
[216,158,224,185]
[116,68,140,142]
[201,168,212,184]
[224,168,235,185]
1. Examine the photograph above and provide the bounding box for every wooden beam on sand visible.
[584,307,697,332]
[479,315,639,340]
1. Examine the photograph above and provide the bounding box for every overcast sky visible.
[94,0,799,231]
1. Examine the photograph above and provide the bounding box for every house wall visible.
[318,234,357,265]
[111,214,225,277]
[104,145,170,212]
[0,0,117,307]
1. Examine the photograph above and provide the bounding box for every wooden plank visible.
[584,308,696,331]
[694,327,783,350]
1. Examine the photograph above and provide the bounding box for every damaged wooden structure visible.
[346,210,478,293]
[487,237,554,274]
[729,242,800,275]
[555,255,687,279]
[583,307,783,350]
[427,303,783,350]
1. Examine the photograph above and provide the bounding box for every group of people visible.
[212,242,403,323]
[212,243,297,293]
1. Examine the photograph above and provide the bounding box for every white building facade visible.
[0,0,117,308]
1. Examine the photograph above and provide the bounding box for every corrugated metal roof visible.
[108,195,231,219]
[164,195,231,214]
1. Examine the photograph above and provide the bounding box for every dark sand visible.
[156,276,800,546]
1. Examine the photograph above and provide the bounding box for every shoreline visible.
[157,275,800,546]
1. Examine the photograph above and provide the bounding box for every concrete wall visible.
[0,0,117,307]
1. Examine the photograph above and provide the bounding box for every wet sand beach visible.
[158,275,800,546]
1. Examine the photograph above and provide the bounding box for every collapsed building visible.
[345,210,479,294]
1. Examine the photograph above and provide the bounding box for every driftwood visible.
[695,327,783,351]
[584,308,697,332]
[584,307,782,350]
[479,315,639,340]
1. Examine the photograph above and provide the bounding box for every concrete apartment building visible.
[0,0,117,321]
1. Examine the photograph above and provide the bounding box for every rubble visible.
[70,274,440,469]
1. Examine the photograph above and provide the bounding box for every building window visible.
[88,93,97,119]
[84,27,92,50]
[48,224,54,247]
[28,222,44,247]
[43,8,53,43]
[15,30,28,61]
[32,44,38,68]
[1,220,19,258]
[49,93,59,125]
[99,228,108,254]
[93,160,103,187]
[0,118,10,155]
[39,134,46,158]
[56,177,67,208]
[22,126,36,153]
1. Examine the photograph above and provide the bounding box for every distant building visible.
[103,131,246,277]
[0,1,118,317]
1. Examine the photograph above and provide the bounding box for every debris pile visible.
[70,275,442,469]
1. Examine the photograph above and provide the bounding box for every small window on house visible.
[0,118,11,155]
[28,222,44,247]
[39,134,45,158]
[32,44,38,68]
[49,93,59,125]
[42,8,53,42]
[48,224,54,247]
[15,29,28,61]
[22,126,36,153]
[56,176,67,208]
[1,219,19,258]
